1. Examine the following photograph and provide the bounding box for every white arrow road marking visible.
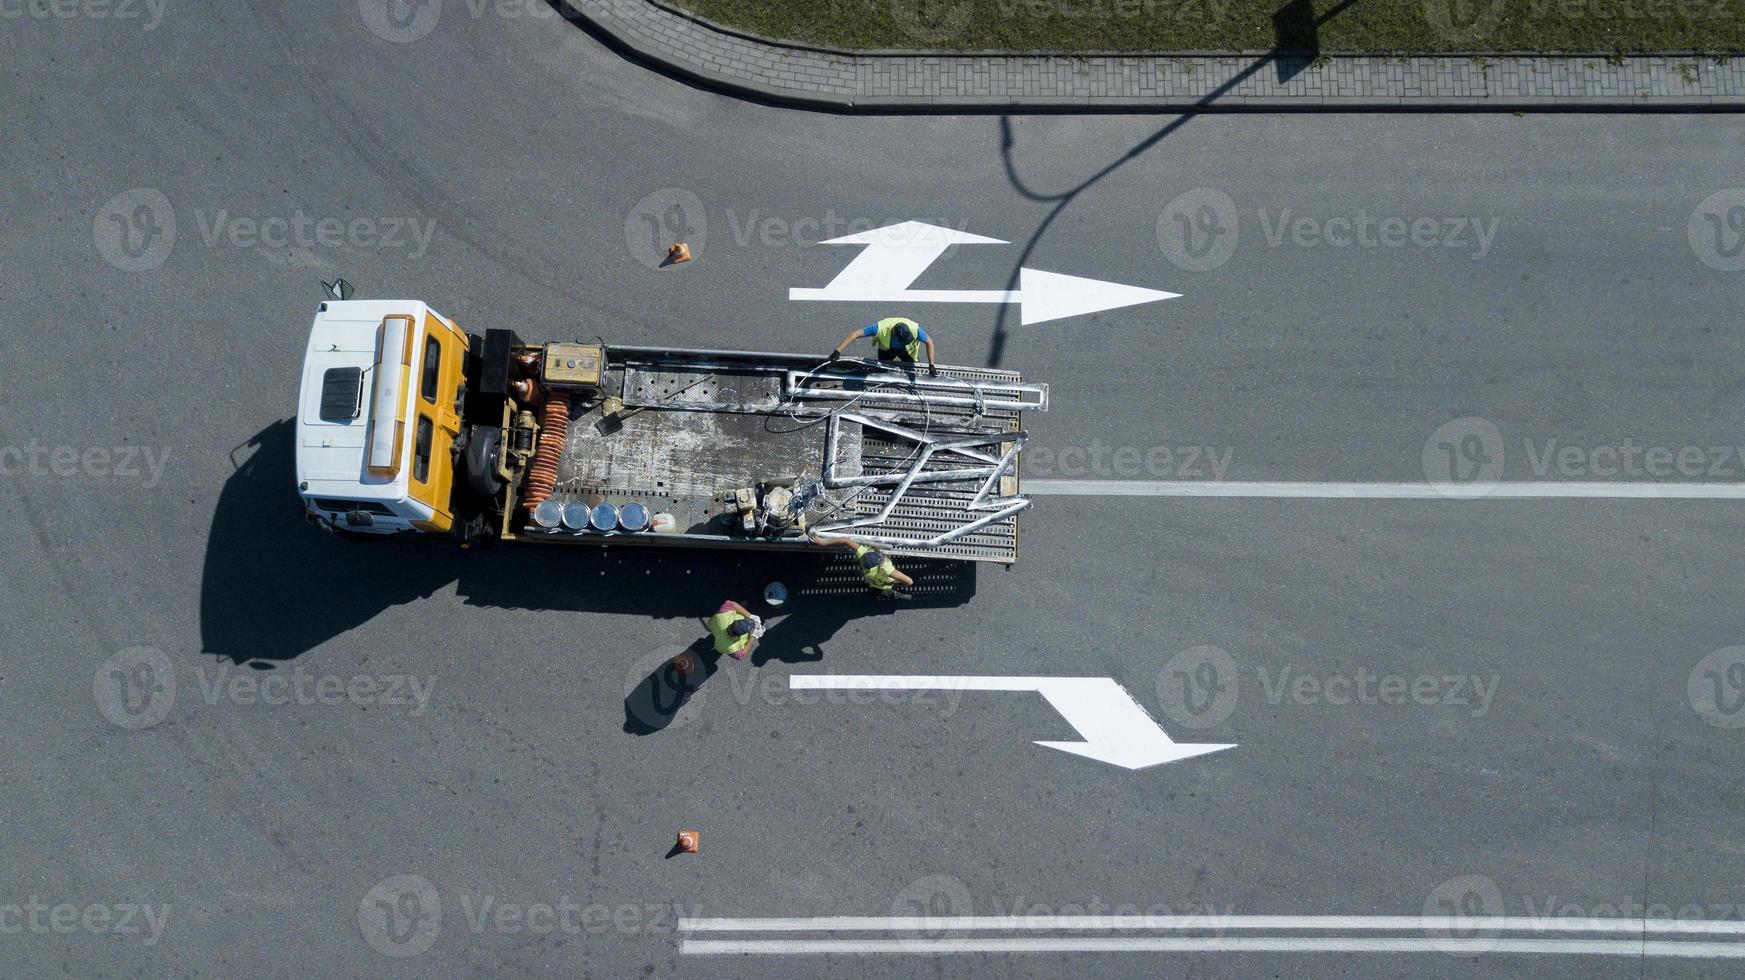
[793,221,1009,296]
[1025,480,1745,499]
[787,675,1233,770]
[1013,268,1184,327]
[788,221,1180,326]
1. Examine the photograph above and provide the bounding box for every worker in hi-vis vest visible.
[830,317,939,375]
[807,530,915,597]
[707,599,762,660]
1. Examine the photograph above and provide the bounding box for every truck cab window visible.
[420,335,442,404]
[413,415,434,483]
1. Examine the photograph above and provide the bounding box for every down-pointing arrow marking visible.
[787,675,1234,770]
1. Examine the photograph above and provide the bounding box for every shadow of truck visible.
[200,418,978,665]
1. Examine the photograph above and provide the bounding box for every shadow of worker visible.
[621,636,720,737]
[621,555,976,735]
[748,592,876,667]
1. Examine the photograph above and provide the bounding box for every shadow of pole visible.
[985,0,1363,367]
[1273,0,1361,82]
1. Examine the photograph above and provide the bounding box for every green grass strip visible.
[669,0,1745,55]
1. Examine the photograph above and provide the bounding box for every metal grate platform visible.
[527,350,1039,563]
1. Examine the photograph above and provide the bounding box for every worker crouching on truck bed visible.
[709,600,763,660]
[829,317,939,377]
[807,531,915,599]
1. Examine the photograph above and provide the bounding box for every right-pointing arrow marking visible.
[787,675,1234,771]
[788,221,1181,326]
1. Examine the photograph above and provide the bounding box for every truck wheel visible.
[464,426,505,498]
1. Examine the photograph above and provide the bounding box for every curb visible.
[558,0,1745,112]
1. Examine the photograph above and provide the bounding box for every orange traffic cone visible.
[667,242,693,264]
[671,653,695,676]
[676,830,699,853]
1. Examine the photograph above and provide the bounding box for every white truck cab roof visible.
[295,300,436,530]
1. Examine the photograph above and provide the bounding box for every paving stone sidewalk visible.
[561,0,1745,109]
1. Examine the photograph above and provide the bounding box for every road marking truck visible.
[294,290,1047,563]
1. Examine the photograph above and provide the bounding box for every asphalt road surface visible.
[4,2,1745,977]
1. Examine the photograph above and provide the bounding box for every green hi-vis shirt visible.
[872,318,923,360]
[853,544,897,591]
[708,609,750,655]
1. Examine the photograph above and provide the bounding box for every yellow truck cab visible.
[295,298,469,536]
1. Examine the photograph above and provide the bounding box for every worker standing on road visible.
[830,317,939,376]
[807,530,915,598]
[708,599,762,660]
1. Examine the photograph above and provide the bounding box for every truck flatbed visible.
[510,345,1047,563]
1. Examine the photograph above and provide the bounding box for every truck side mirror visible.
[322,278,354,302]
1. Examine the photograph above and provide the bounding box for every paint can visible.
[561,501,591,532]
[590,502,619,531]
[532,499,563,530]
[763,582,788,608]
[619,503,650,532]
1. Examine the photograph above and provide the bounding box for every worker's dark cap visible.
[892,322,915,344]
[860,550,885,568]
[728,618,756,636]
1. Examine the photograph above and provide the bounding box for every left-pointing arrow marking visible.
[788,221,1180,326]
[788,675,1234,771]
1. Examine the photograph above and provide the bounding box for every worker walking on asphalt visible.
[707,599,763,660]
[807,530,915,598]
[830,317,939,376]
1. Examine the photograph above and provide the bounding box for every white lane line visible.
[1024,480,1745,499]
[681,937,1745,957]
[679,914,1745,936]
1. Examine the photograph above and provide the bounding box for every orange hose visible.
[521,395,569,511]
